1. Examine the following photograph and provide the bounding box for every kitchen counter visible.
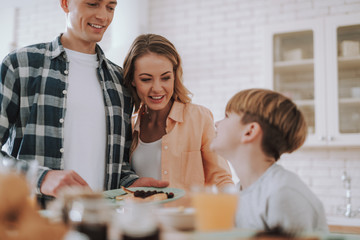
[328,216,360,234]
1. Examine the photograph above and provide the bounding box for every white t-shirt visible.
[131,138,162,180]
[63,48,106,191]
[236,164,328,233]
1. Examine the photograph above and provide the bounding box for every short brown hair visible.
[123,34,192,111]
[226,88,307,160]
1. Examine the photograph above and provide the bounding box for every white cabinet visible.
[265,14,360,147]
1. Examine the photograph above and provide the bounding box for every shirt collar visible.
[168,101,184,123]
[133,101,185,132]
[50,34,107,68]
[49,34,65,60]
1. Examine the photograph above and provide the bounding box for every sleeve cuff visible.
[36,168,50,195]
[120,174,139,188]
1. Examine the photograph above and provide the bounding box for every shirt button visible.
[60,148,64,153]
[164,145,168,150]
[59,118,64,123]
[64,70,69,75]
[62,90,67,95]
[163,170,168,175]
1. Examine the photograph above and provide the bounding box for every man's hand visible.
[129,177,169,188]
[40,170,91,197]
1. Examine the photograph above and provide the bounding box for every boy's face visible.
[62,0,117,49]
[211,112,245,156]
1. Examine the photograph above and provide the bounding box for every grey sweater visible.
[235,164,328,233]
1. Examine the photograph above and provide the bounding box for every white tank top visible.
[63,48,106,191]
[131,138,162,180]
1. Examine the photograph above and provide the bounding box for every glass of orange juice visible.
[192,185,238,232]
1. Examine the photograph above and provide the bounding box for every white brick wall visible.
[147,0,360,218]
[16,0,64,48]
[278,148,360,216]
[1,0,360,220]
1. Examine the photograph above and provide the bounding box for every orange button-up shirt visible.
[132,101,233,191]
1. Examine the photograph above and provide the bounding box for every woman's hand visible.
[129,177,169,188]
[40,170,91,197]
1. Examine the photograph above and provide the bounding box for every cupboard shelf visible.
[339,98,360,104]
[274,59,314,72]
[338,56,360,69]
[266,15,360,147]
[294,99,315,106]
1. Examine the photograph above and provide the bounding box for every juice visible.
[192,192,238,231]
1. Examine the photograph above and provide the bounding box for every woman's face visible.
[132,53,175,111]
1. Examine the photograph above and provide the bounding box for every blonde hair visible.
[123,34,192,111]
[226,88,307,160]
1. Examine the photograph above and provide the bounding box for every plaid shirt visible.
[0,34,139,194]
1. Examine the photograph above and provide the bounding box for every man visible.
[0,0,168,202]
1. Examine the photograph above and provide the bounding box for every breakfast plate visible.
[103,187,186,205]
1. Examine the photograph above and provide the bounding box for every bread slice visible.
[115,186,171,203]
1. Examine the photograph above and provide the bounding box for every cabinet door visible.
[326,14,360,146]
[265,19,326,146]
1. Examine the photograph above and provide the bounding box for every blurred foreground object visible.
[0,172,67,240]
[192,185,238,232]
[0,155,38,208]
[47,187,114,240]
[156,207,195,231]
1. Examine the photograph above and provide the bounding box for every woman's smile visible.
[133,52,175,112]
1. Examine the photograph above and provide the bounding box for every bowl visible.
[156,207,195,231]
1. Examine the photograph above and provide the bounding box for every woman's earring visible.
[144,104,151,120]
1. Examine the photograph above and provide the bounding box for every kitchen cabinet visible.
[265,14,360,147]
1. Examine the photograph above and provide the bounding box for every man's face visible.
[62,0,117,47]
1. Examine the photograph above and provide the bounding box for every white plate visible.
[156,207,195,231]
[103,187,186,205]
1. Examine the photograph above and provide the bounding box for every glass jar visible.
[117,202,160,240]
[68,195,112,240]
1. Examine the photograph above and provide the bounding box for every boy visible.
[210,88,328,233]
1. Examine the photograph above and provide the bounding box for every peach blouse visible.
[132,101,233,190]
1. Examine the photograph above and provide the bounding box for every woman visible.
[123,34,233,191]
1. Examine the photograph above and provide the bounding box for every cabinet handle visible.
[319,136,326,141]
[328,136,334,141]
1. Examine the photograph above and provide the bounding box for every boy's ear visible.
[60,0,69,13]
[242,122,261,143]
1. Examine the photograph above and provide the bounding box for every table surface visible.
[160,228,360,240]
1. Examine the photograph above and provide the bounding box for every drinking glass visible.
[115,201,160,240]
[191,185,238,232]
[67,194,112,240]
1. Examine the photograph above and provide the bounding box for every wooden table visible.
[329,225,360,235]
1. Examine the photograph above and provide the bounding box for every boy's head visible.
[213,88,307,161]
